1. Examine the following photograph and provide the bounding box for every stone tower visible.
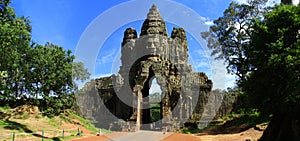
[95,4,212,132]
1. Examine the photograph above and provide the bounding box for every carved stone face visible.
[145,36,160,54]
[124,28,137,40]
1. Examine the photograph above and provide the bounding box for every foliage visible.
[149,93,162,122]
[0,0,32,98]
[203,1,299,140]
[150,104,161,122]
[68,110,99,132]
[149,92,161,103]
[213,89,240,117]
[41,94,77,117]
[180,108,269,134]
[244,4,300,114]
[219,108,269,125]
[72,62,90,86]
[201,0,268,83]
[0,1,90,117]
[0,105,105,140]
[25,43,75,98]
[180,128,202,134]
[0,105,9,110]
[0,65,8,94]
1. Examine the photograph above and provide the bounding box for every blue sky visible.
[10,0,286,90]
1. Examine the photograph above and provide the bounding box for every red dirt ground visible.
[71,132,203,141]
[71,127,264,141]
[163,133,202,141]
[71,132,129,141]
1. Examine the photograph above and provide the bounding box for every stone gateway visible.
[95,4,212,132]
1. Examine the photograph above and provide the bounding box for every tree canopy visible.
[0,0,90,116]
[0,0,32,98]
[203,0,300,140]
[245,4,300,141]
[244,4,300,114]
[201,0,268,82]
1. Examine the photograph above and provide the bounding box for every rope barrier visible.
[7,127,82,141]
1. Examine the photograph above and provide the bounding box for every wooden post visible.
[42,130,44,141]
[77,128,81,136]
[62,129,64,139]
[12,132,15,141]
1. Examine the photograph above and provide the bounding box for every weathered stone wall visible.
[93,4,213,131]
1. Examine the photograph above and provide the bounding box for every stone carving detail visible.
[95,4,212,131]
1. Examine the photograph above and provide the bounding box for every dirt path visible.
[164,127,263,141]
[71,127,263,141]
[71,131,172,141]
[109,130,172,141]
[70,132,129,141]
[195,127,263,141]
[71,135,110,141]
[163,133,201,141]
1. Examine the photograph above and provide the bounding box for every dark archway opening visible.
[140,68,162,130]
[149,78,162,131]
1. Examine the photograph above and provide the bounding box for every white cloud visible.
[149,78,162,94]
[234,0,281,6]
[266,0,280,6]
[234,0,248,4]
[204,21,214,26]
[210,60,226,89]
[225,73,236,89]
[149,83,162,94]
[293,0,299,5]
[191,48,236,90]
[199,17,214,26]
[210,59,236,90]
[193,58,210,70]
[97,49,117,64]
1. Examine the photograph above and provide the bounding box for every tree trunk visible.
[15,81,18,98]
[259,112,300,141]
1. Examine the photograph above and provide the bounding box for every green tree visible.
[201,0,268,83]
[0,64,8,97]
[23,42,90,98]
[0,1,90,117]
[244,4,300,140]
[149,92,161,103]
[202,1,299,140]
[0,0,31,99]
[27,42,76,97]
[27,42,90,116]
[72,61,91,90]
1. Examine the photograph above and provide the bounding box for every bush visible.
[41,94,77,117]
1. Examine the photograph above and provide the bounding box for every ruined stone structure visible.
[94,4,212,131]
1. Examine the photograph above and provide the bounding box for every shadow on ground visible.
[1,120,64,140]
[3,120,33,133]
[197,114,269,135]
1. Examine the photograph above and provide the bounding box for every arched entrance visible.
[140,68,163,130]
[149,78,162,130]
[129,57,174,131]
[94,4,213,132]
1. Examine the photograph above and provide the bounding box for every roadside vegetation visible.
[0,104,114,140]
[182,1,299,141]
[1,0,299,140]
[199,0,299,140]
[0,1,103,140]
[0,0,90,118]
